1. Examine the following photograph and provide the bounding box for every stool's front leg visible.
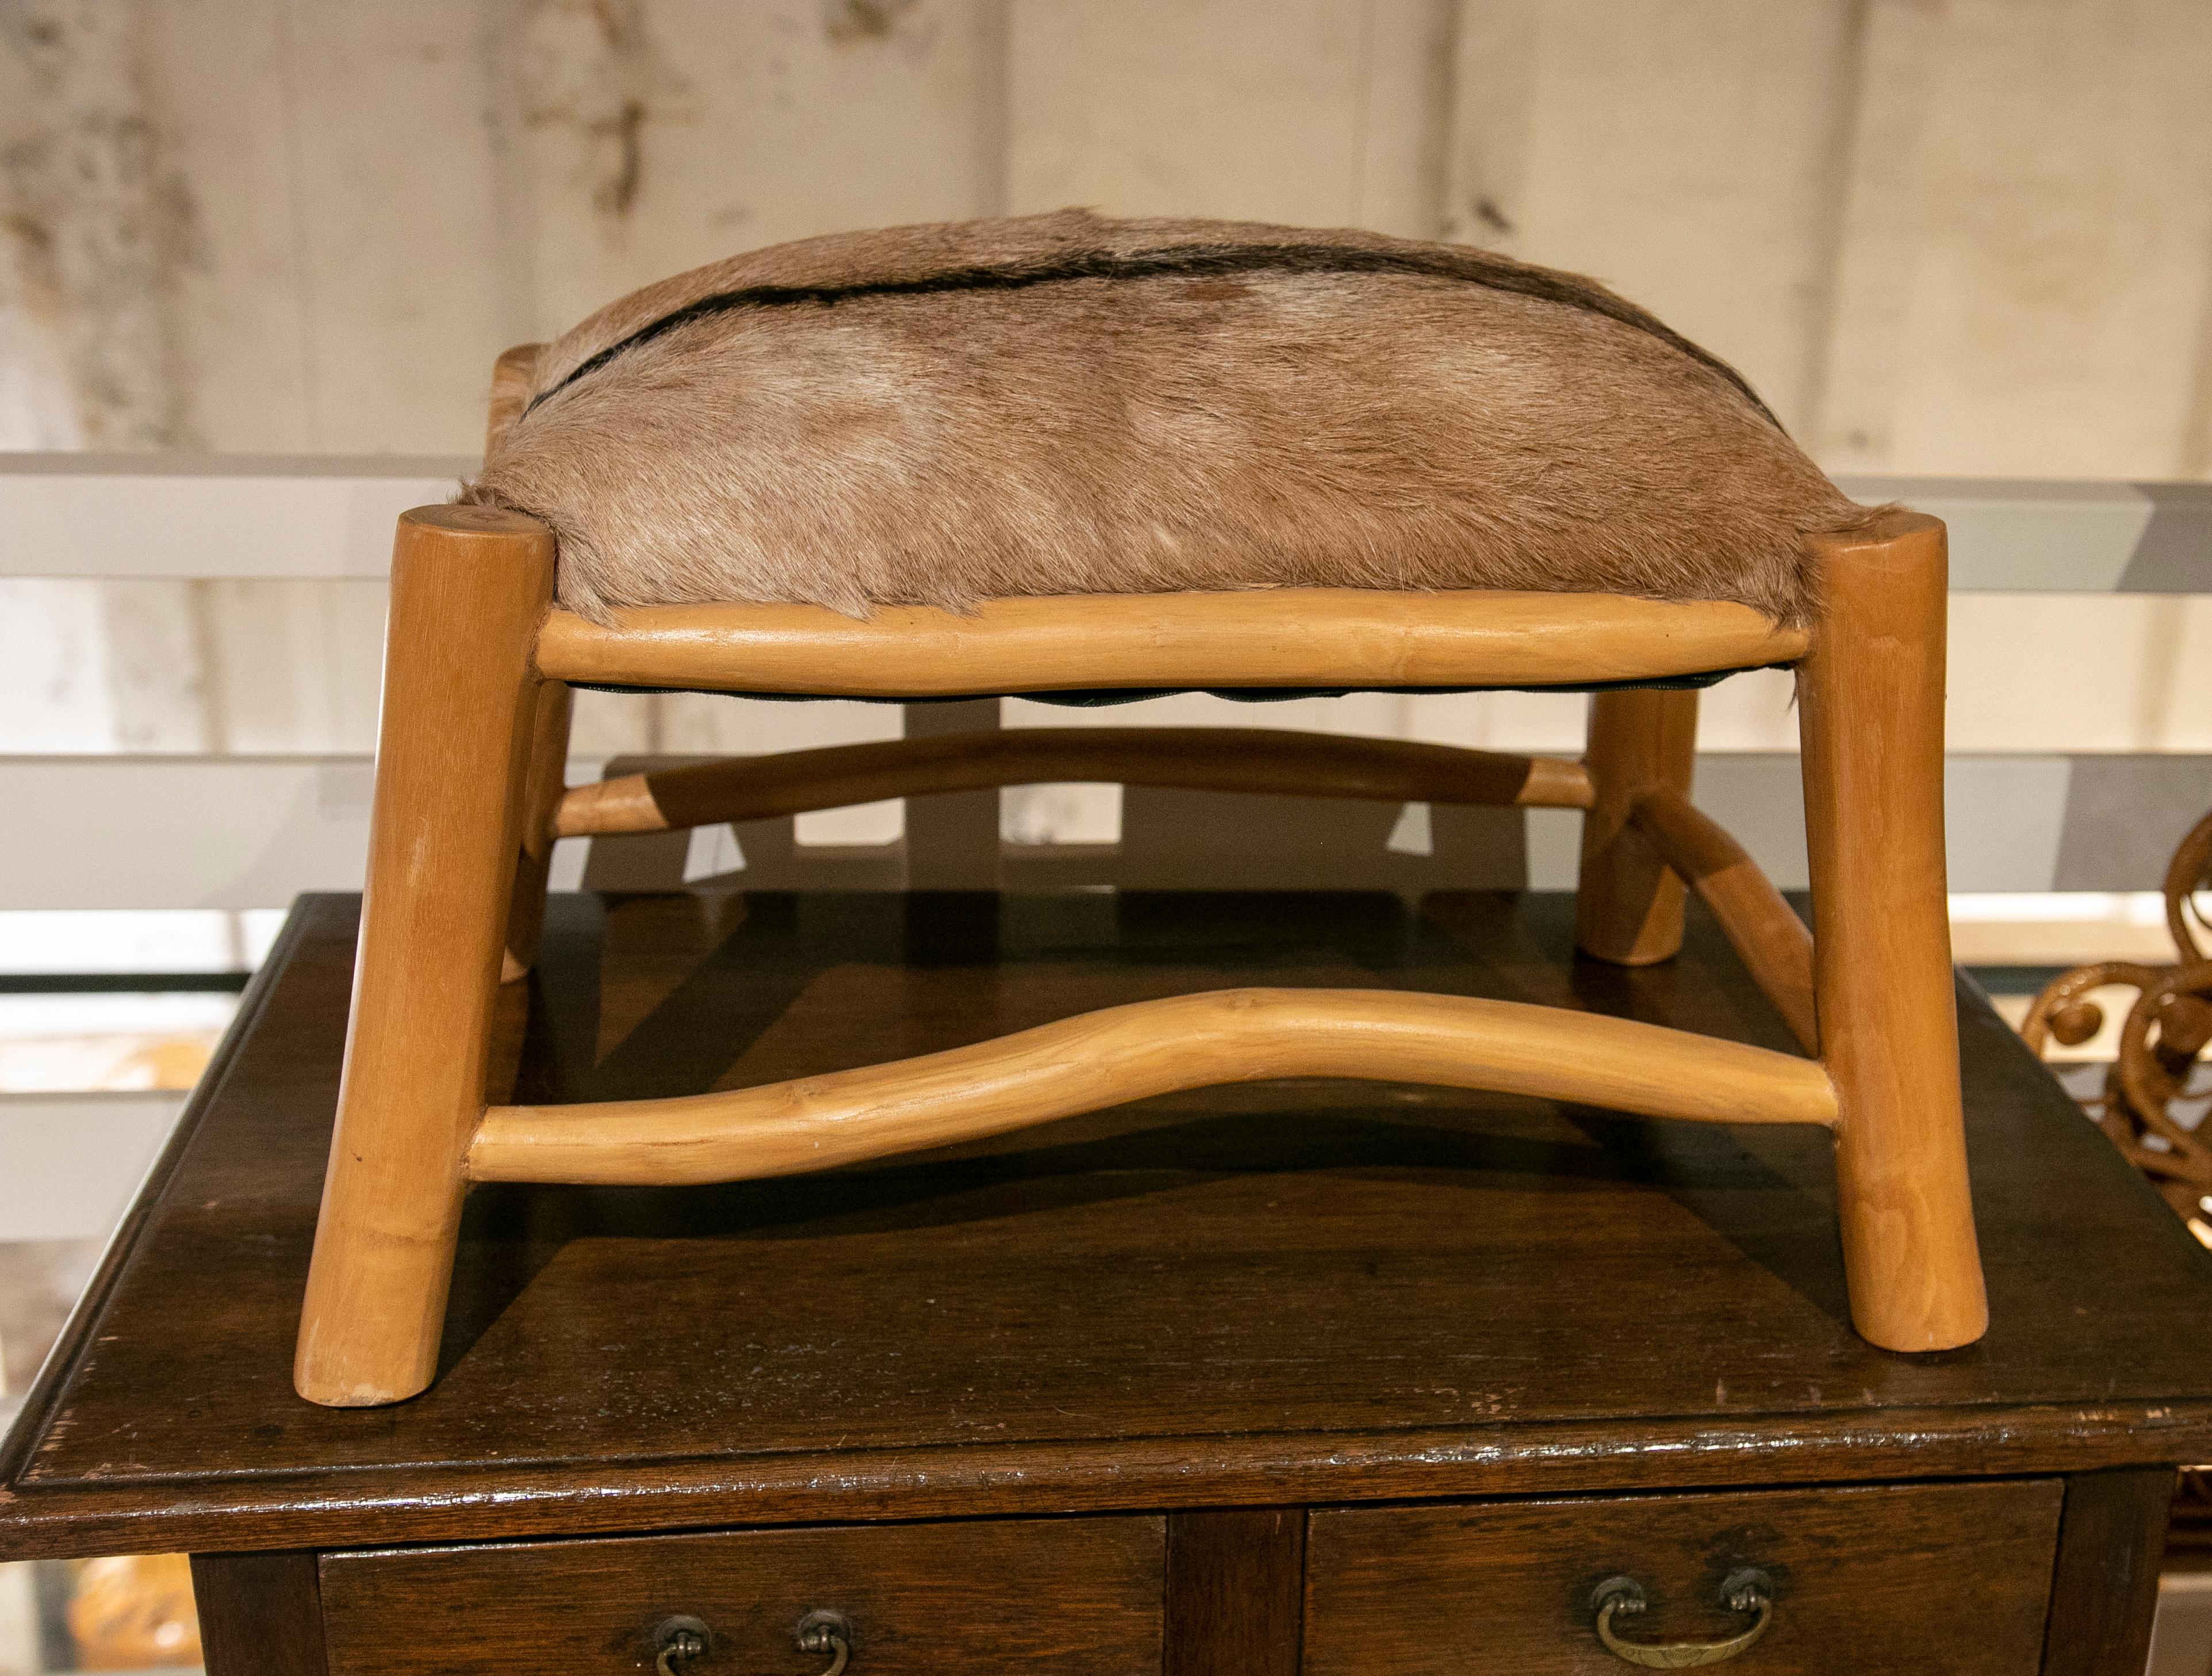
[295,506,554,1406]
[1800,512,1987,1351]
[1576,688,1699,964]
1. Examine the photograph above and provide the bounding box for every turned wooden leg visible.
[295,505,555,1406]
[502,679,573,983]
[1800,512,1988,1351]
[1576,688,1699,963]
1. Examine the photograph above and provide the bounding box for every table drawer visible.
[1305,1479,2062,1675]
[318,1514,1164,1676]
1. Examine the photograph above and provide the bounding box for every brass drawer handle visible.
[653,1610,852,1675]
[798,1609,854,1676]
[653,1615,711,1675]
[1592,1570,1773,1668]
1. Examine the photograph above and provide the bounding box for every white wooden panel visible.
[660,694,906,755]
[0,758,374,910]
[0,1094,185,1243]
[1949,893,2183,967]
[665,694,908,844]
[0,311,81,451]
[569,688,660,757]
[93,579,213,753]
[0,580,116,751]
[10,745,2210,909]
[0,462,2187,598]
[0,909,273,975]
[2,464,2208,777]
[1949,595,2212,755]
[1693,669,1799,755]
[2150,1572,2212,1676]
[1847,476,2157,592]
[0,453,471,578]
[0,576,210,754]
[2,12,2209,964]
[200,579,386,755]
[0,1560,34,1675]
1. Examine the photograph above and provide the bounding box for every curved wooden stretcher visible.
[294,363,1985,1407]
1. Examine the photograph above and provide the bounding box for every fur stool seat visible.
[468,211,1871,629]
[293,214,1987,1410]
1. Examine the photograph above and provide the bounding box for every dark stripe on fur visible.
[524,242,1782,429]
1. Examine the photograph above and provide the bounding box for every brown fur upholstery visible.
[468,210,1871,626]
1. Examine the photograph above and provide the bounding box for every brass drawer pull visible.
[798,1609,854,1676]
[1592,1570,1773,1668]
[653,1615,711,1675]
[653,1610,852,1675]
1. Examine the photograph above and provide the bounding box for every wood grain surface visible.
[532,590,1811,697]
[1305,1479,2063,1676]
[5,889,2212,1560]
[191,1551,329,1676]
[1575,688,1698,965]
[466,985,1838,1185]
[319,1516,1164,1676]
[1166,1509,1303,1676]
[2041,1468,2176,1676]
[1799,513,1988,1350]
[1631,784,1818,1053]
[554,727,1592,837]
[294,504,553,1406]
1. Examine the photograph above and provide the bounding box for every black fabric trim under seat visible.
[569,666,1767,704]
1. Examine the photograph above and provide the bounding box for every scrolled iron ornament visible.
[2023,808,2212,1551]
[2022,808,2212,1223]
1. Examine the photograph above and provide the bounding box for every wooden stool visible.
[297,296,1986,1406]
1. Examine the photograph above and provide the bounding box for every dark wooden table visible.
[5,889,2211,1675]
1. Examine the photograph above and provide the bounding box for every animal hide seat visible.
[467,210,1873,631]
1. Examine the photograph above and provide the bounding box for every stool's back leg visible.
[502,679,573,983]
[1576,688,1699,964]
[1800,513,1988,1350]
[295,506,555,1406]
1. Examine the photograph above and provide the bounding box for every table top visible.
[6,888,2211,1559]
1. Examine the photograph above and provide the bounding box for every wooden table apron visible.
[3,889,2209,1676]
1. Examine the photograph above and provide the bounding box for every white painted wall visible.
[4,3,2209,757]
[2,1,2210,924]
[0,1094,186,1242]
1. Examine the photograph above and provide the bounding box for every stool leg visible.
[1576,688,1699,963]
[502,679,573,983]
[1800,514,1988,1350]
[296,506,555,1406]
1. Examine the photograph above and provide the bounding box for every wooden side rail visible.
[466,987,1840,1185]
[1631,786,1819,1055]
[555,726,1593,838]
[532,589,1811,698]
